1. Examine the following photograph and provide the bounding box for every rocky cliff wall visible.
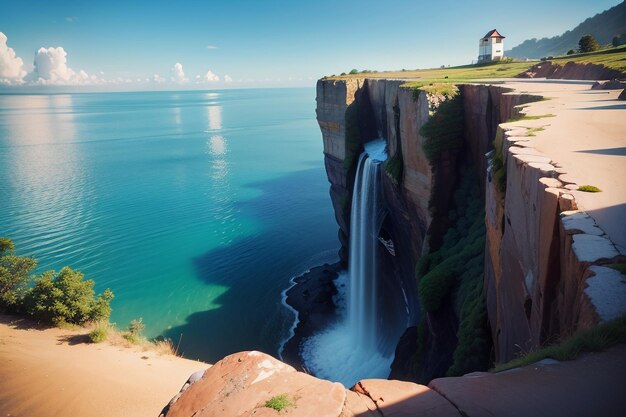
[317,76,626,374]
[484,123,626,362]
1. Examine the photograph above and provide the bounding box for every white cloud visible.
[206,45,218,49]
[26,46,93,85]
[153,74,165,83]
[171,62,187,83]
[224,74,233,83]
[0,32,26,85]
[204,70,220,82]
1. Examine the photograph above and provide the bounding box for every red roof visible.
[482,29,505,39]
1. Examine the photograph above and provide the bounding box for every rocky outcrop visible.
[163,347,626,417]
[516,61,624,80]
[484,122,626,362]
[160,351,460,417]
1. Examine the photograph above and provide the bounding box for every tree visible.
[578,35,600,53]
[613,34,625,47]
[24,266,114,325]
[567,49,576,55]
[0,238,36,310]
[349,69,358,75]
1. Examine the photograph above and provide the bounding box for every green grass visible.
[578,185,602,192]
[88,322,109,343]
[493,315,626,372]
[264,394,294,412]
[325,45,626,84]
[526,126,545,136]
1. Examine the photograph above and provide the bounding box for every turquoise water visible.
[0,88,338,362]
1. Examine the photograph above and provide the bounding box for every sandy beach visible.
[0,315,208,417]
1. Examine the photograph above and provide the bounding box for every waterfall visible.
[348,144,384,350]
[302,139,393,387]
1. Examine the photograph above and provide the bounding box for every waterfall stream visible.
[302,139,393,387]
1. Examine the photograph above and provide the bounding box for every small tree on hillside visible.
[578,35,600,53]
[613,34,625,47]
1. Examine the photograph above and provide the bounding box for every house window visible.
[496,38,502,43]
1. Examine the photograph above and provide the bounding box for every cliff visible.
[161,348,626,417]
[315,75,626,377]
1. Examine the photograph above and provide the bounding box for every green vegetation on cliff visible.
[419,87,464,162]
[0,238,113,326]
[493,315,626,372]
[414,170,491,377]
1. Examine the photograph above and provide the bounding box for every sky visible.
[0,0,621,90]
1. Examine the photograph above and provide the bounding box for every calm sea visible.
[0,88,338,362]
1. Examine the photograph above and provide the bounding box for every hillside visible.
[507,1,626,58]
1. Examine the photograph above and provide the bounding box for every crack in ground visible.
[353,382,385,417]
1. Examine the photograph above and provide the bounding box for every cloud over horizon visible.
[204,70,219,82]
[171,62,188,83]
[26,46,93,85]
[0,32,26,84]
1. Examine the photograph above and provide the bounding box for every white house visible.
[478,29,505,62]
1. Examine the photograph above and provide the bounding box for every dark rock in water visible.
[281,262,342,370]
[389,326,418,381]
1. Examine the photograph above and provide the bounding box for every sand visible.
[0,315,209,417]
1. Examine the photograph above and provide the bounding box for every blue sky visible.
[0,0,621,89]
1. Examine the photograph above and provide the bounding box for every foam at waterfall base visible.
[301,321,394,387]
[301,272,393,387]
[363,138,388,162]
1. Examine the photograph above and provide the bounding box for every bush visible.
[129,318,145,336]
[24,266,114,326]
[567,49,576,55]
[89,322,109,343]
[0,240,37,309]
[578,35,600,53]
[349,69,358,75]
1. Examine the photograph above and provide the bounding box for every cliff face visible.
[316,77,626,375]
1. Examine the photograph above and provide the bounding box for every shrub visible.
[129,318,145,336]
[567,49,576,55]
[24,266,114,326]
[349,69,358,75]
[264,394,294,412]
[89,322,109,343]
[0,238,37,310]
[578,185,602,192]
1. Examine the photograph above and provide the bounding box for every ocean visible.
[0,88,338,362]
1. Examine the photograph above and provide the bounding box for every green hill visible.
[507,1,626,58]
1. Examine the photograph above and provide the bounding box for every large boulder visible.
[160,351,461,417]
[160,351,345,417]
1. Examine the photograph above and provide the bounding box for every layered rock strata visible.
[316,77,626,371]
